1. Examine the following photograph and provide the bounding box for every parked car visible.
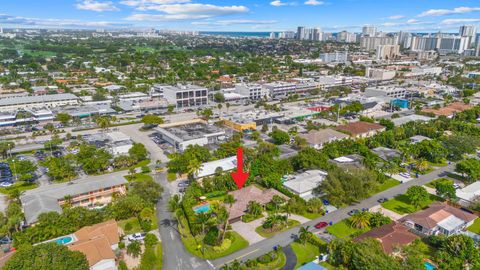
[128,233,146,241]
[377,197,388,203]
[0,182,13,188]
[347,209,359,216]
[453,183,461,189]
[314,222,328,229]
[177,182,189,188]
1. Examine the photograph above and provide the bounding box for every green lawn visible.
[326,219,368,239]
[374,178,401,194]
[125,173,153,182]
[167,172,177,182]
[156,244,162,270]
[250,251,287,270]
[0,181,38,195]
[255,220,301,238]
[118,214,158,234]
[178,216,248,259]
[299,212,324,220]
[425,178,453,188]
[467,219,480,234]
[291,242,320,269]
[381,194,441,215]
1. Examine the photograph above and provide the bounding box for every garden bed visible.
[255,219,300,238]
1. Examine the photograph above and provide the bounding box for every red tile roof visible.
[355,222,418,253]
[336,121,385,136]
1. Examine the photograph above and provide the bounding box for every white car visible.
[453,183,461,189]
[0,182,13,188]
[128,233,146,241]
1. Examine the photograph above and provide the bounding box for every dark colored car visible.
[377,197,388,203]
[314,222,328,229]
[348,209,359,216]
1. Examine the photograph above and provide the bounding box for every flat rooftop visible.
[159,122,225,142]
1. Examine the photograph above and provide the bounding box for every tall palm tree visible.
[415,158,429,172]
[298,226,313,245]
[224,194,235,208]
[187,158,202,178]
[96,116,112,132]
[350,211,371,229]
[196,212,211,235]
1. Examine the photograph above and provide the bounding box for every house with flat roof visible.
[226,185,288,223]
[401,202,477,236]
[283,170,327,199]
[196,156,237,179]
[391,114,433,126]
[336,121,385,138]
[355,222,418,254]
[372,147,402,161]
[456,182,480,206]
[298,129,349,149]
[20,172,127,224]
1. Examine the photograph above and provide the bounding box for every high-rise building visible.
[362,25,377,37]
[337,31,357,43]
[476,43,480,57]
[296,26,323,41]
[376,45,400,60]
[459,25,477,47]
[360,36,395,50]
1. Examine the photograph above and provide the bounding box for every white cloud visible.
[381,19,430,27]
[0,14,128,28]
[192,19,278,26]
[270,0,287,7]
[440,18,480,25]
[120,0,191,7]
[304,0,324,6]
[418,6,480,17]
[76,0,119,12]
[388,15,405,20]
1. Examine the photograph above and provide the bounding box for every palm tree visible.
[168,194,181,212]
[226,103,230,113]
[217,103,223,118]
[217,206,230,242]
[298,226,313,245]
[196,212,211,235]
[350,211,371,229]
[187,158,202,178]
[247,201,262,217]
[415,158,429,172]
[95,116,112,132]
[224,194,235,208]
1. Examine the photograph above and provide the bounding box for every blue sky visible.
[0,0,480,32]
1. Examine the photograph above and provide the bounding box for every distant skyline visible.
[0,0,480,32]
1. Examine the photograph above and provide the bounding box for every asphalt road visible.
[209,163,456,268]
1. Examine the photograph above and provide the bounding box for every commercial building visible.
[319,51,348,63]
[20,172,128,224]
[365,68,396,81]
[222,110,284,132]
[401,202,477,236]
[155,122,227,151]
[364,86,407,99]
[234,83,265,100]
[262,82,297,98]
[283,170,328,199]
[0,108,54,127]
[0,93,79,111]
[162,84,208,109]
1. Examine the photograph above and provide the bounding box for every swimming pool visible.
[55,236,74,245]
[424,262,436,270]
[193,204,211,214]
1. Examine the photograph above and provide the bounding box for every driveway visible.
[281,245,296,270]
[369,205,406,221]
[231,218,265,244]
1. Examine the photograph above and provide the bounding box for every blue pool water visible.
[55,236,73,245]
[194,204,211,214]
[424,262,436,270]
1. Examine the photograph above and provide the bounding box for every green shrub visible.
[167,172,176,182]
[119,261,128,270]
[212,239,231,252]
[205,190,227,199]
[140,220,152,232]
[144,233,158,247]
[257,251,277,264]
[118,242,126,249]
[203,227,220,246]
[124,222,133,232]
[141,166,151,173]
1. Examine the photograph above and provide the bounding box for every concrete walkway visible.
[369,205,406,221]
[289,214,310,224]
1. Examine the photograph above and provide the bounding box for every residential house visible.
[298,129,349,149]
[336,121,386,138]
[226,185,289,223]
[355,222,418,253]
[196,156,237,179]
[401,202,477,236]
[456,182,480,206]
[283,170,328,199]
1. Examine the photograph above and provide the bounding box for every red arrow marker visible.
[231,147,249,189]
